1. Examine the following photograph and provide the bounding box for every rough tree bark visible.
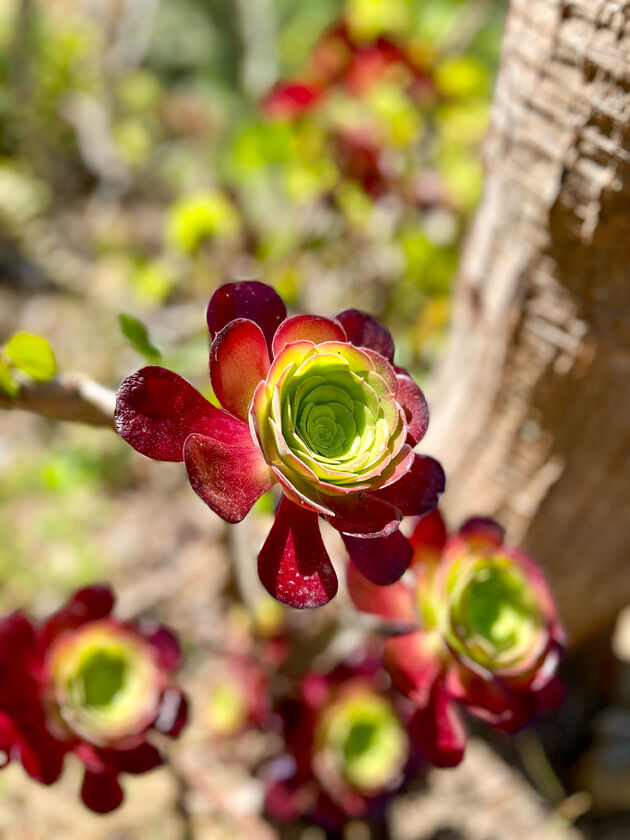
[425,0,630,646]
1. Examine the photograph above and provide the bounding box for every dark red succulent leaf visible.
[408,507,448,557]
[410,681,466,768]
[81,770,124,814]
[335,309,395,362]
[39,585,115,649]
[325,491,402,538]
[141,623,182,671]
[457,516,506,549]
[207,280,287,352]
[115,367,221,462]
[346,560,415,623]
[258,496,338,609]
[384,632,444,707]
[395,372,429,446]
[153,687,189,737]
[342,530,412,585]
[373,454,445,517]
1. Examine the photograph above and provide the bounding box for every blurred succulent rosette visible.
[0,586,187,813]
[264,654,414,829]
[115,281,444,609]
[348,510,565,767]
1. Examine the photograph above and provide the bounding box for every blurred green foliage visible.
[0,0,506,376]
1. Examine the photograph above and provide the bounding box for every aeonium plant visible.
[115,281,444,608]
[0,586,187,813]
[264,652,416,830]
[348,510,565,767]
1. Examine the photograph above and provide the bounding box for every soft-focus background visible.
[1,0,629,838]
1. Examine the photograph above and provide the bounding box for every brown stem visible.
[0,375,116,428]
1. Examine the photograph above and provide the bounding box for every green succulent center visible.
[48,623,160,744]
[206,677,247,737]
[294,373,363,460]
[318,692,407,791]
[77,649,128,708]
[447,556,542,670]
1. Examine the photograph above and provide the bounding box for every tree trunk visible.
[425,0,630,646]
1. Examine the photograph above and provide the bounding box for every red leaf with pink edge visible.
[207,281,287,351]
[342,530,412,585]
[373,455,445,516]
[184,425,274,524]
[409,508,448,568]
[257,497,338,608]
[325,492,402,538]
[384,631,443,706]
[410,682,466,768]
[81,770,124,813]
[141,623,181,670]
[335,309,395,361]
[153,687,189,737]
[115,367,221,462]
[210,318,270,421]
[396,372,429,446]
[347,560,415,622]
[272,314,347,357]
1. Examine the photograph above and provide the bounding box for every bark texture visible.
[425,0,630,645]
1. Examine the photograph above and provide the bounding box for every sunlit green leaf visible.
[5,333,57,381]
[0,360,18,397]
[118,314,162,362]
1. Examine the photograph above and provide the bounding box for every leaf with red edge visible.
[207,281,286,351]
[335,309,395,362]
[410,682,466,768]
[342,530,412,585]
[325,492,402,538]
[396,372,429,446]
[184,425,274,524]
[81,770,124,814]
[347,560,415,622]
[271,314,346,357]
[384,631,443,706]
[115,367,221,462]
[210,318,270,421]
[258,497,338,608]
[374,455,445,517]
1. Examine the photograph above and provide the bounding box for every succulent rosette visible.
[347,510,565,767]
[264,654,414,829]
[0,586,188,813]
[203,655,269,739]
[115,281,444,609]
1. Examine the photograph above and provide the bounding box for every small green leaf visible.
[5,332,57,381]
[0,360,18,397]
[118,313,162,362]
